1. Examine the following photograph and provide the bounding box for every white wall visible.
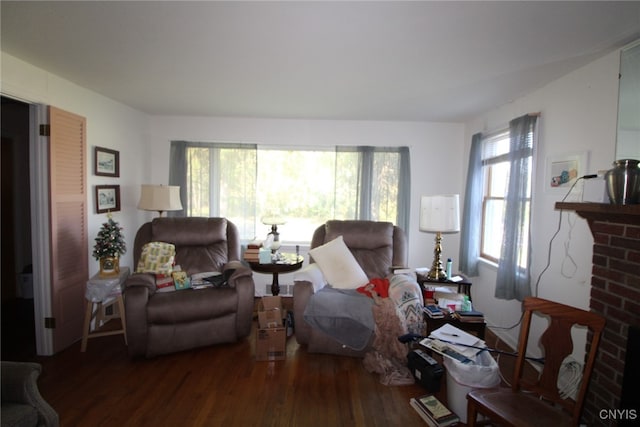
[464,50,620,356]
[1,49,468,296]
[4,43,622,356]
[146,116,466,293]
[1,52,149,275]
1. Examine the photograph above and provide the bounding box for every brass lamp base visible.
[426,231,448,281]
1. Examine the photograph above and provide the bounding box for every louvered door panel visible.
[49,106,88,352]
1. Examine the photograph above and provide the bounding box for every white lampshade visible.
[419,194,460,233]
[261,216,286,226]
[138,185,182,215]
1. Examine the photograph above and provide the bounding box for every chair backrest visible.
[514,297,605,425]
[132,217,241,274]
[309,220,407,279]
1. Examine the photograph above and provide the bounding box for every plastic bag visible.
[443,351,500,388]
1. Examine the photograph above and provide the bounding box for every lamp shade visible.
[261,216,286,226]
[419,194,460,233]
[137,185,182,213]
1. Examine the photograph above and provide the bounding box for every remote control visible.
[442,348,473,364]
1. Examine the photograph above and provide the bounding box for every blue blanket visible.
[303,287,375,351]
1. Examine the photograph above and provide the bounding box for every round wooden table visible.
[249,254,304,296]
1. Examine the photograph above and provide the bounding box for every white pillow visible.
[309,235,368,289]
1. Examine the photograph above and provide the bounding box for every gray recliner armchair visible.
[124,217,255,358]
[293,220,408,357]
[1,361,59,427]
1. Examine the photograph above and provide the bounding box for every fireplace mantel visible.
[555,202,640,228]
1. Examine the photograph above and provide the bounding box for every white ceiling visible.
[2,1,639,122]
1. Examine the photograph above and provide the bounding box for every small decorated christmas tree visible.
[92,214,126,261]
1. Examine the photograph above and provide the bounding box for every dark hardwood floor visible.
[5,307,530,427]
[29,321,443,426]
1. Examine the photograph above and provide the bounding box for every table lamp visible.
[137,184,183,217]
[261,216,286,253]
[420,194,460,280]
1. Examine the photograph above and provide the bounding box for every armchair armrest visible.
[292,264,328,345]
[293,263,327,293]
[123,281,153,358]
[123,272,156,295]
[224,262,255,338]
[1,361,59,427]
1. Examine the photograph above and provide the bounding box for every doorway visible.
[1,96,37,361]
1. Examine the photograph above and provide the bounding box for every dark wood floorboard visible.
[30,321,445,427]
[4,305,533,427]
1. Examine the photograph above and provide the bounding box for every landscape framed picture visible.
[94,146,120,177]
[95,185,121,214]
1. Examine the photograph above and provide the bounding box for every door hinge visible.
[44,317,56,329]
[39,124,50,136]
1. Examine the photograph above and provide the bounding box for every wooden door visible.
[48,106,88,352]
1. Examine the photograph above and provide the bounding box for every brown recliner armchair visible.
[293,220,408,357]
[124,217,255,358]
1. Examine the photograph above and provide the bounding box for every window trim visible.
[478,126,533,267]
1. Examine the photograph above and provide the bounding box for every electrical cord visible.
[558,357,583,399]
[486,312,525,331]
[533,174,597,297]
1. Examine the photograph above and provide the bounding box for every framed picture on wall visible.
[544,152,589,194]
[94,146,120,177]
[95,185,121,213]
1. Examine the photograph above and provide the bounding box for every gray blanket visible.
[303,287,375,351]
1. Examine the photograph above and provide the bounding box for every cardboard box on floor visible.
[258,296,284,329]
[256,296,286,361]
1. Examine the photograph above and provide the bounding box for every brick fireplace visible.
[557,202,640,426]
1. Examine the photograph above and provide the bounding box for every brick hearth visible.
[557,202,640,426]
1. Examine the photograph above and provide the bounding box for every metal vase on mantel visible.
[605,159,640,205]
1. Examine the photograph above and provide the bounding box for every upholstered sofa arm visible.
[226,263,255,338]
[123,273,157,295]
[124,285,152,358]
[292,264,328,345]
[1,361,59,427]
[224,261,252,283]
[293,264,327,293]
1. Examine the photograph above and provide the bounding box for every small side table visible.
[81,267,130,352]
[249,254,303,296]
[418,273,473,300]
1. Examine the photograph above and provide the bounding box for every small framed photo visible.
[95,185,121,214]
[545,152,589,193]
[94,146,120,177]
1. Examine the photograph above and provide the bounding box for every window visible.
[480,129,532,267]
[460,114,536,301]
[171,142,409,243]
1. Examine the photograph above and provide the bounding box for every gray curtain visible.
[357,146,374,221]
[335,145,410,232]
[168,140,187,217]
[459,133,483,276]
[397,146,411,234]
[495,115,537,301]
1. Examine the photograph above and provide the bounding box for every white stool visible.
[81,267,130,352]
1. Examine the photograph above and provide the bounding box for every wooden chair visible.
[466,297,605,427]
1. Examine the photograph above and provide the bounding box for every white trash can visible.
[443,351,500,423]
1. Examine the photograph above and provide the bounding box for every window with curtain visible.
[481,130,522,263]
[460,114,537,301]
[169,142,410,242]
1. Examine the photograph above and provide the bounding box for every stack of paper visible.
[420,324,487,363]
